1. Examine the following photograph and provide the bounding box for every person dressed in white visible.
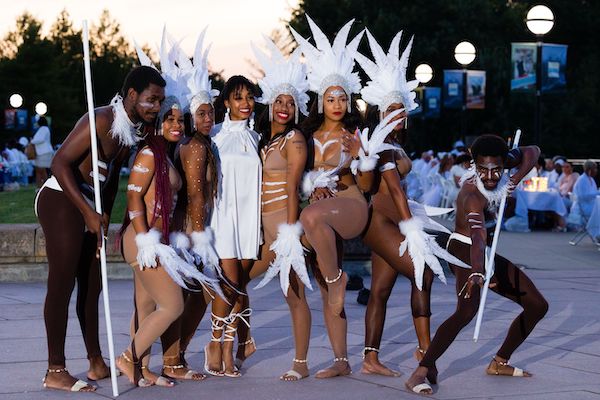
[547,157,564,189]
[206,75,262,378]
[571,160,599,220]
[31,117,54,187]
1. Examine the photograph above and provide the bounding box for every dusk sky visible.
[1,0,300,79]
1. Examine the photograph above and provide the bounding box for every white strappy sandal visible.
[42,368,96,392]
[280,358,309,381]
[204,313,228,377]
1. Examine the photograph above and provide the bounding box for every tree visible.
[286,0,600,157]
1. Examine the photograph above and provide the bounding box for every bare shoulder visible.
[94,106,114,136]
[458,182,486,212]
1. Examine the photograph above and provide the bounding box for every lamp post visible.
[454,41,476,137]
[35,101,48,116]
[9,94,23,108]
[526,4,554,146]
[415,63,433,84]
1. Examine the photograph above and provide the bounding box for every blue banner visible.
[443,70,463,109]
[542,43,567,92]
[423,87,441,118]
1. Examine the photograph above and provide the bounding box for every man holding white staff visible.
[35,66,165,392]
[405,134,548,395]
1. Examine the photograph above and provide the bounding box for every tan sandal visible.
[486,357,531,377]
[42,368,96,392]
[162,364,206,381]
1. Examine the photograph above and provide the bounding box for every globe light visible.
[35,102,48,116]
[526,5,554,36]
[9,93,23,108]
[454,41,476,66]
[415,64,433,84]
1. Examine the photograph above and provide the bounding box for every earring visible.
[249,112,255,131]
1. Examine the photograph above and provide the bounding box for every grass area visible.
[0,177,128,224]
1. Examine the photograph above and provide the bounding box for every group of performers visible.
[35,16,548,395]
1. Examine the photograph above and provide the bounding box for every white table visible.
[514,189,567,218]
[586,196,600,238]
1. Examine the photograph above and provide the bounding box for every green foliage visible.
[288,0,600,157]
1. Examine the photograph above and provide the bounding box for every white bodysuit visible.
[210,114,262,259]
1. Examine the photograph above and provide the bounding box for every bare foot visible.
[315,359,351,379]
[87,355,110,381]
[486,357,531,377]
[405,366,433,395]
[141,368,175,387]
[205,342,223,376]
[326,271,348,316]
[43,368,96,392]
[222,341,241,377]
[361,354,401,377]
[280,360,309,381]
[163,364,206,381]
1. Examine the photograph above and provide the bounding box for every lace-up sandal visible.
[117,352,153,387]
[280,358,309,381]
[486,357,531,377]
[42,368,96,392]
[204,313,228,377]
[222,322,242,378]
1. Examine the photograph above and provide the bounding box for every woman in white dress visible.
[30,117,54,187]
[205,75,262,378]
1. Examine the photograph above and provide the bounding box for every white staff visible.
[473,128,522,342]
[82,20,119,396]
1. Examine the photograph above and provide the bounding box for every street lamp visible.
[526,4,554,146]
[9,94,23,108]
[415,63,433,84]
[454,41,476,137]
[35,102,48,116]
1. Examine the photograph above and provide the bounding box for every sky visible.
[0,0,300,79]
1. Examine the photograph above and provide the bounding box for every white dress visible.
[210,115,262,259]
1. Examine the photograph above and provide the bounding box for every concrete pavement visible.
[1,230,599,399]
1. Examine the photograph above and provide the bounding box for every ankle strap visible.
[47,368,68,374]
[362,347,379,358]
[325,269,343,284]
[211,313,233,342]
[229,308,253,328]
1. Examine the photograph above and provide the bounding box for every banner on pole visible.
[511,43,536,91]
[541,43,567,92]
[466,70,486,109]
[423,87,441,118]
[443,69,463,109]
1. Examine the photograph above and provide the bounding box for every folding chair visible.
[568,194,600,246]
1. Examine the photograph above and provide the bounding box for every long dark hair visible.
[214,75,259,124]
[256,106,300,150]
[300,94,362,140]
[119,121,174,244]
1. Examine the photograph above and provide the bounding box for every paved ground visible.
[1,230,599,399]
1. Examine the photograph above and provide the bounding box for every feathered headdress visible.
[354,29,419,115]
[184,28,220,115]
[251,35,309,124]
[290,15,364,113]
[134,27,190,124]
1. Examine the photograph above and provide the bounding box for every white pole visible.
[473,129,522,342]
[82,20,119,397]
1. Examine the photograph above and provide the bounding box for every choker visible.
[462,169,514,211]
[110,94,143,147]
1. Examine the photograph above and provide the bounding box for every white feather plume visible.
[252,36,310,118]
[290,15,363,99]
[354,29,419,113]
[184,27,219,113]
[254,222,313,295]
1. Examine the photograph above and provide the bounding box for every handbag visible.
[25,143,36,160]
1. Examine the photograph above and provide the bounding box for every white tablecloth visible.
[515,189,567,218]
[586,196,600,238]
